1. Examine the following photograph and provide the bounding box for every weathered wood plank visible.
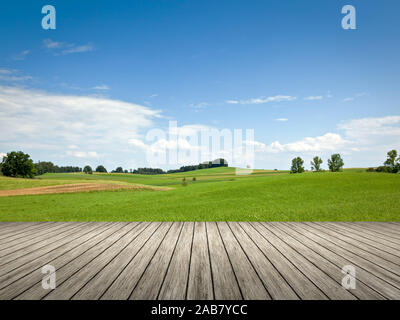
[354,222,400,238]
[0,222,91,267]
[305,222,400,276]
[186,222,214,300]
[207,222,242,300]
[0,222,398,300]
[258,222,355,300]
[281,222,399,299]
[294,223,400,291]
[229,222,298,300]
[158,222,194,300]
[331,222,400,248]
[129,222,184,300]
[0,222,54,242]
[14,222,132,300]
[240,222,326,300]
[100,222,172,300]
[71,222,158,300]
[0,222,114,299]
[217,222,270,300]
[319,222,400,259]
[0,222,78,256]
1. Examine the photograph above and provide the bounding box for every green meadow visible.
[0,167,399,221]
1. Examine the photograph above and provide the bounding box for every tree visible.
[1,151,36,178]
[115,166,123,173]
[83,165,93,174]
[328,154,344,172]
[384,150,399,173]
[310,156,323,172]
[95,165,107,173]
[290,157,305,173]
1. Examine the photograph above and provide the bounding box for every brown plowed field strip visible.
[0,183,157,197]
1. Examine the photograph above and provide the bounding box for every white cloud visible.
[275,118,288,122]
[0,68,32,82]
[304,96,323,101]
[226,95,296,105]
[92,84,109,90]
[43,39,94,55]
[0,86,161,160]
[338,116,400,145]
[12,50,30,61]
[66,151,100,158]
[0,152,6,159]
[150,94,158,98]
[342,92,368,102]
[249,133,349,154]
[189,102,209,110]
[128,138,147,149]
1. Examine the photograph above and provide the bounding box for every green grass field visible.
[0,167,399,221]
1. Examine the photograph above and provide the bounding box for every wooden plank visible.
[365,222,400,233]
[305,222,400,276]
[100,222,172,300]
[0,222,78,256]
[217,222,270,300]
[206,222,242,300]
[42,222,144,300]
[258,222,355,300]
[294,223,400,290]
[0,222,116,299]
[186,222,214,300]
[16,222,134,299]
[129,222,184,300]
[228,222,298,300]
[71,222,159,300]
[320,222,400,258]
[332,222,400,248]
[0,222,38,235]
[0,222,90,267]
[354,222,400,239]
[0,222,54,241]
[240,222,326,300]
[0,222,39,233]
[266,223,374,300]
[158,222,194,300]
[280,222,396,299]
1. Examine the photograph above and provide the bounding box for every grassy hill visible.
[0,168,399,221]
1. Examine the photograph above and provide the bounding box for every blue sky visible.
[1,0,400,170]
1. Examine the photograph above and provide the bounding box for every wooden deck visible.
[0,222,399,300]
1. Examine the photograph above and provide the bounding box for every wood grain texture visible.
[0,222,399,300]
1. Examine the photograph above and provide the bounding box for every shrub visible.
[376,166,390,173]
[192,177,196,181]
[366,167,375,172]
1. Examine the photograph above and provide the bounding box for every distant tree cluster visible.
[367,149,400,173]
[35,161,82,175]
[132,168,165,175]
[108,158,228,175]
[167,158,228,174]
[290,154,344,173]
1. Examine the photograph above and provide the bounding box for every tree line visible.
[290,154,344,173]
[1,149,399,179]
